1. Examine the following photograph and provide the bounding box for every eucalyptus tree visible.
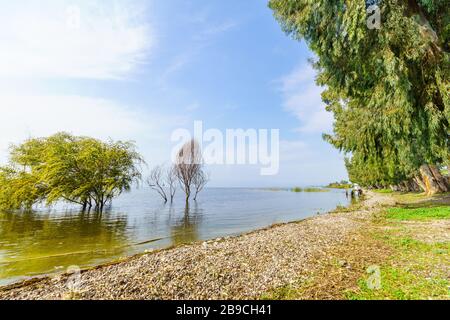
[0,132,144,212]
[269,0,449,194]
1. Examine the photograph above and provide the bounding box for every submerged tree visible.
[0,167,46,211]
[147,165,168,203]
[174,139,208,202]
[167,166,178,203]
[0,132,144,211]
[147,165,178,203]
[269,0,449,194]
[192,170,209,201]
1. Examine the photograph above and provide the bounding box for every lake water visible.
[0,188,350,286]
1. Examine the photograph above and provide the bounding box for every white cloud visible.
[295,108,334,134]
[279,140,309,162]
[0,0,154,80]
[279,64,334,134]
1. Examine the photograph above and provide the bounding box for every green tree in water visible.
[269,0,449,194]
[0,133,144,211]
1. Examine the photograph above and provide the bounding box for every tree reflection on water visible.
[0,209,129,285]
[170,202,202,246]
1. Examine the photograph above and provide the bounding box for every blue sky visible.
[0,0,348,187]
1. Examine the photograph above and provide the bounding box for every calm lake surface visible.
[0,188,350,286]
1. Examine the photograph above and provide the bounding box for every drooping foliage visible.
[269,0,449,193]
[0,133,144,211]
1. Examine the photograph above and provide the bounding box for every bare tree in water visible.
[167,165,178,203]
[174,139,207,202]
[193,170,209,201]
[148,165,179,203]
[147,165,168,203]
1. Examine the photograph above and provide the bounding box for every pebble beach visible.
[0,192,391,300]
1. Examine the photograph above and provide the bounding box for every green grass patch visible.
[347,266,449,300]
[391,237,449,256]
[347,234,450,300]
[386,206,450,221]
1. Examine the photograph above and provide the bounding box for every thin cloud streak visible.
[161,19,238,82]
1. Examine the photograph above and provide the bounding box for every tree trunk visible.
[408,178,421,192]
[419,164,448,195]
[428,164,449,192]
[414,175,427,192]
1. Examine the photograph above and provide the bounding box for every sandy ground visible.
[0,192,393,300]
